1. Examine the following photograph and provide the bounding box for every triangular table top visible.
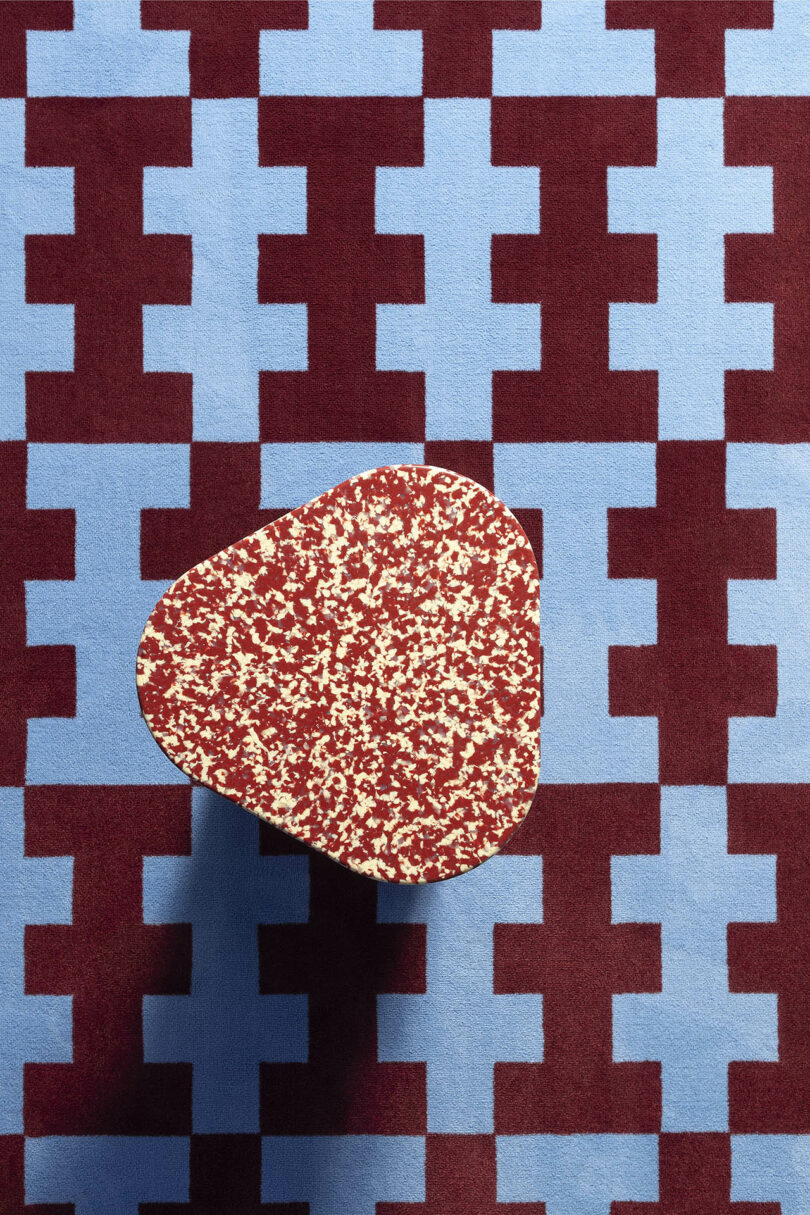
[137,465,540,882]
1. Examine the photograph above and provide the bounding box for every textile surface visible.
[2,0,809,1208]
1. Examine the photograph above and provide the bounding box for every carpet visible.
[2,0,808,1209]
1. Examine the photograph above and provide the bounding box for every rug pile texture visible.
[2,1,809,1209]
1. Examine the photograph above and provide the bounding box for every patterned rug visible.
[3,0,809,1209]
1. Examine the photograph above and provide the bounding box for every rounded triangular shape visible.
[137,465,540,882]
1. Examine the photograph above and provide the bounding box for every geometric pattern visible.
[3,0,810,1206]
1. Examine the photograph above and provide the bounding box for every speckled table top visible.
[137,465,540,882]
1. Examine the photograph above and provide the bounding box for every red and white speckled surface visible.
[137,465,540,882]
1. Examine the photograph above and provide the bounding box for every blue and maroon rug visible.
[2,1,809,1209]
